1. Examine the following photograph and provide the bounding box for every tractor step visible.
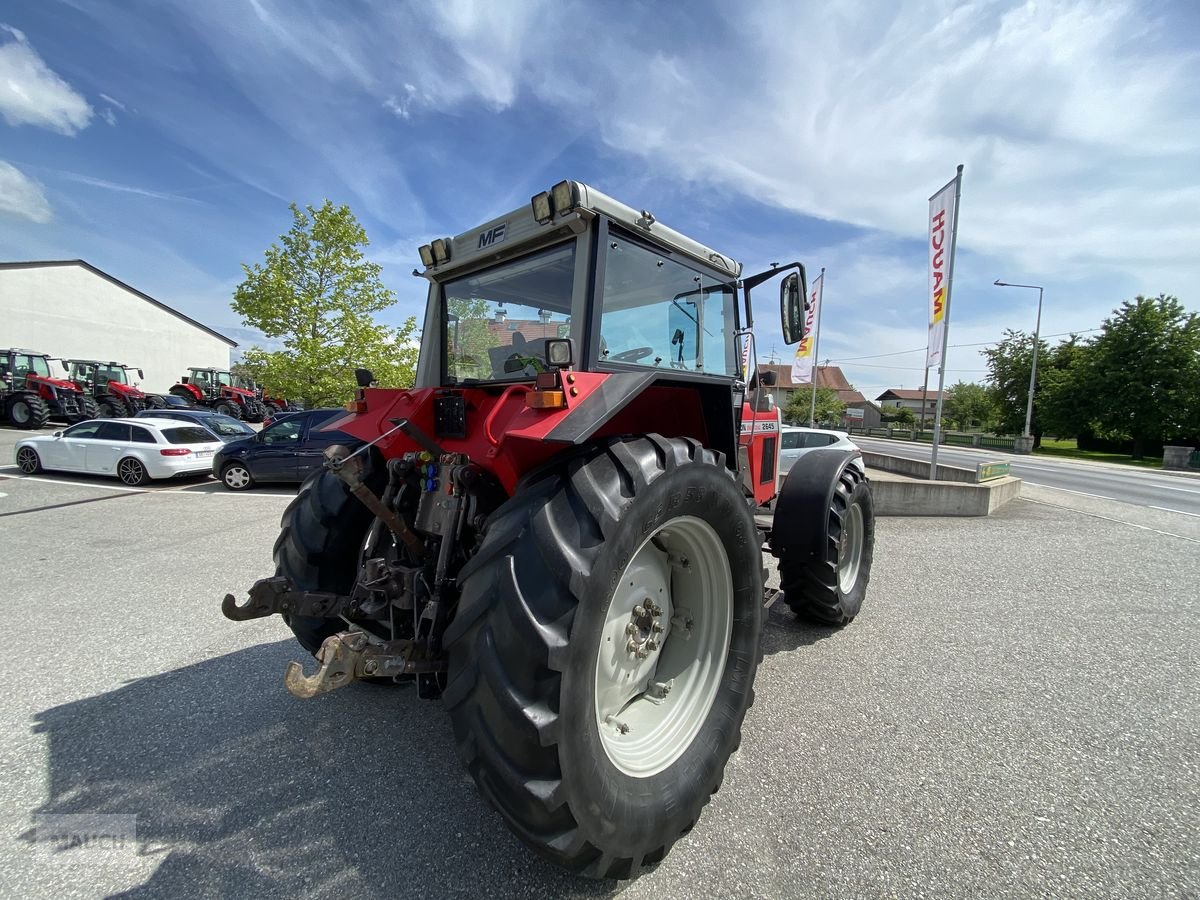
[283,631,445,699]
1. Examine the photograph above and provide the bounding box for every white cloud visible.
[0,24,93,134]
[0,160,52,223]
[98,91,126,111]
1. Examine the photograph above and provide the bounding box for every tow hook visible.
[283,631,447,699]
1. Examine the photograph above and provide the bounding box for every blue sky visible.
[1,0,1197,398]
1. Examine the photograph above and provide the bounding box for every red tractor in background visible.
[64,359,163,417]
[0,348,96,428]
[170,367,265,421]
[232,373,300,416]
[222,180,875,878]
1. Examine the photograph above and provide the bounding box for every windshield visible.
[207,414,254,436]
[16,354,52,379]
[216,371,233,387]
[99,365,128,385]
[442,242,575,382]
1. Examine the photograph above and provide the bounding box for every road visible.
[0,425,1197,897]
[853,436,1200,517]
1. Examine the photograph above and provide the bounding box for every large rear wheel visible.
[443,435,763,878]
[6,394,50,429]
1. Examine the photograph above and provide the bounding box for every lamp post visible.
[993,280,1044,439]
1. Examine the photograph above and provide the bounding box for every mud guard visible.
[768,448,862,562]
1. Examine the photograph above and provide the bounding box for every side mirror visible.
[354,367,376,388]
[668,302,699,364]
[61,360,69,372]
[138,369,144,380]
[758,370,777,386]
[780,272,808,345]
[53,431,63,438]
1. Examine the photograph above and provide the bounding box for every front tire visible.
[781,466,874,625]
[215,400,241,419]
[16,446,42,473]
[443,435,763,878]
[220,462,254,491]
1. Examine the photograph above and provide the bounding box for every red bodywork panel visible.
[28,375,80,399]
[738,402,783,507]
[329,372,783,505]
[328,372,725,495]
[108,382,146,401]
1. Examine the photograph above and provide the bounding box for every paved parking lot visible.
[0,428,1196,898]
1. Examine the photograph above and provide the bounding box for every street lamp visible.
[993,280,1045,439]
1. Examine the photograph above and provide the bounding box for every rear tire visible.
[273,467,383,655]
[443,435,763,878]
[16,446,42,473]
[215,400,241,419]
[781,466,874,625]
[146,394,166,409]
[77,395,99,420]
[6,394,50,429]
[117,457,149,486]
[98,395,129,418]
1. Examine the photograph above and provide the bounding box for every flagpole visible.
[808,267,825,428]
[929,165,964,479]
[919,367,929,430]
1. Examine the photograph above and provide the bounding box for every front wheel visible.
[215,400,241,419]
[98,396,129,418]
[16,446,42,473]
[6,394,50,429]
[221,462,254,491]
[781,465,874,625]
[443,435,763,878]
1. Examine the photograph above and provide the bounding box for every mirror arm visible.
[739,261,808,332]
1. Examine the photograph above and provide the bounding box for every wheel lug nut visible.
[652,622,664,633]
[632,605,646,618]
[636,647,649,659]
[646,639,658,651]
[625,622,637,636]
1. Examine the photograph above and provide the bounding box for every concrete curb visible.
[865,451,1022,516]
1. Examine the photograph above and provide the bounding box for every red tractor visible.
[222,181,874,878]
[64,359,161,417]
[232,373,299,416]
[169,367,265,421]
[0,348,96,428]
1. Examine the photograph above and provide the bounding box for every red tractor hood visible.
[32,374,79,392]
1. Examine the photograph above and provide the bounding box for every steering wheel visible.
[610,346,654,363]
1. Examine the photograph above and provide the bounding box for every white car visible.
[779,426,865,476]
[14,417,224,486]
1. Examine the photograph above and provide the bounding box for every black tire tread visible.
[6,393,50,429]
[443,434,757,879]
[781,466,874,625]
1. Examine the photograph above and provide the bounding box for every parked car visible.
[134,407,257,443]
[212,408,360,490]
[779,426,865,476]
[14,417,224,486]
[153,394,195,409]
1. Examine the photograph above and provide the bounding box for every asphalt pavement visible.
[0,429,1196,898]
[854,436,1200,517]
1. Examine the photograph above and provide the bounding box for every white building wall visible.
[0,264,234,393]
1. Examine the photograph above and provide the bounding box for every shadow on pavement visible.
[760,602,840,656]
[28,641,617,898]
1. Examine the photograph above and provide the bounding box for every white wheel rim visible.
[17,449,37,473]
[118,460,142,484]
[593,516,733,778]
[225,466,249,488]
[838,503,864,594]
[12,403,30,424]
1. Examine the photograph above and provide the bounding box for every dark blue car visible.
[212,408,360,490]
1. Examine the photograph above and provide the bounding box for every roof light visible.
[418,244,435,267]
[431,239,450,264]
[551,180,577,215]
[531,191,553,224]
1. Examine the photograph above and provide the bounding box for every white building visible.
[0,260,236,393]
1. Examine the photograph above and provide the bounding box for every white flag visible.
[926,175,959,368]
[790,271,823,384]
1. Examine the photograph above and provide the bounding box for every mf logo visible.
[478,222,508,250]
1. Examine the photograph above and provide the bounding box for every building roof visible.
[876,388,946,402]
[0,260,238,347]
[758,363,866,406]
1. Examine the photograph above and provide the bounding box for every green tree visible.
[881,406,916,426]
[232,201,418,407]
[944,381,996,431]
[982,329,1051,443]
[1035,336,1094,440]
[784,387,845,426]
[1085,294,1200,458]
